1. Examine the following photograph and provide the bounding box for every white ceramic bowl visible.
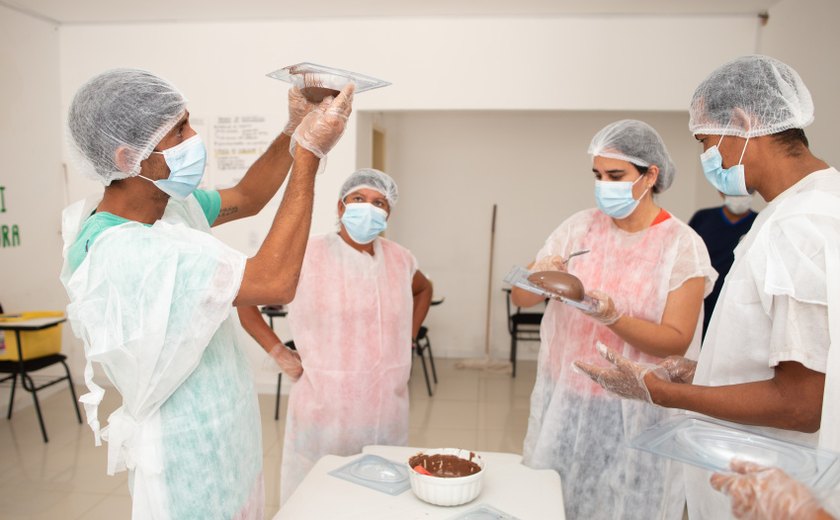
[407,448,485,506]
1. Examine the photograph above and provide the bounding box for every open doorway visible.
[372,127,386,172]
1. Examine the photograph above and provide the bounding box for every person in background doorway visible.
[238,168,433,503]
[688,191,757,339]
[512,119,715,520]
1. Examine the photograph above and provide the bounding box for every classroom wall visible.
[0,4,66,412]
[761,0,840,167]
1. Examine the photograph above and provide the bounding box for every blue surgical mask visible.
[140,134,207,200]
[700,135,750,196]
[341,202,388,244]
[594,174,649,220]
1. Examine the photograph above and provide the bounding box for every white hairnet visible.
[67,69,187,186]
[588,119,676,193]
[339,168,399,206]
[689,55,814,138]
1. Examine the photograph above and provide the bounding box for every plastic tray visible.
[266,62,390,94]
[503,266,553,297]
[502,266,595,312]
[328,454,410,495]
[629,415,840,489]
[447,504,520,519]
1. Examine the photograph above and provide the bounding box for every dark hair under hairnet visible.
[588,119,676,193]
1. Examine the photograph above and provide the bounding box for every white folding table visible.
[274,444,566,519]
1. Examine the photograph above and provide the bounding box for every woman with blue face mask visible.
[238,168,434,503]
[512,119,716,520]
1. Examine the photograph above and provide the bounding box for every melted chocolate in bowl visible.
[409,452,482,478]
[528,270,586,301]
[300,86,341,103]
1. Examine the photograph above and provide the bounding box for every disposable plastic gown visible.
[522,209,715,520]
[280,233,416,502]
[60,196,264,519]
[686,168,840,519]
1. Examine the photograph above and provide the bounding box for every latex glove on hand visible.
[658,356,697,384]
[573,342,667,402]
[581,289,622,325]
[283,87,320,136]
[710,460,825,520]
[269,343,303,381]
[291,83,355,158]
[531,255,569,272]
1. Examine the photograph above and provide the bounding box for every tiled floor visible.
[0,358,537,519]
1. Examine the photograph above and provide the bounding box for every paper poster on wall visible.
[209,115,277,189]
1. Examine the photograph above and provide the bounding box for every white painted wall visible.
[0,5,68,412]
[762,0,840,168]
[10,5,835,401]
[0,6,62,308]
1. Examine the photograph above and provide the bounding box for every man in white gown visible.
[576,55,840,519]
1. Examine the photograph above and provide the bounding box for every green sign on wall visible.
[0,186,22,248]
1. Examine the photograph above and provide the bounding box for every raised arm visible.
[214,88,318,226]
[233,84,354,306]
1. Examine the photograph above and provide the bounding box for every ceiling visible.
[2,0,780,25]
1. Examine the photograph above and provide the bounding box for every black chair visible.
[0,312,82,443]
[413,326,438,397]
[503,288,544,378]
[412,297,444,396]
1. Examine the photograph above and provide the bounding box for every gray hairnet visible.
[588,119,676,193]
[67,68,187,185]
[689,55,814,138]
[339,168,399,206]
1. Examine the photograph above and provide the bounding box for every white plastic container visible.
[407,448,485,506]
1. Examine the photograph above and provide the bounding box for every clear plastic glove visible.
[531,255,569,272]
[283,87,319,136]
[291,83,354,158]
[710,460,825,520]
[658,356,697,384]
[573,341,667,402]
[580,289,622,325]
[268,343,303,382]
